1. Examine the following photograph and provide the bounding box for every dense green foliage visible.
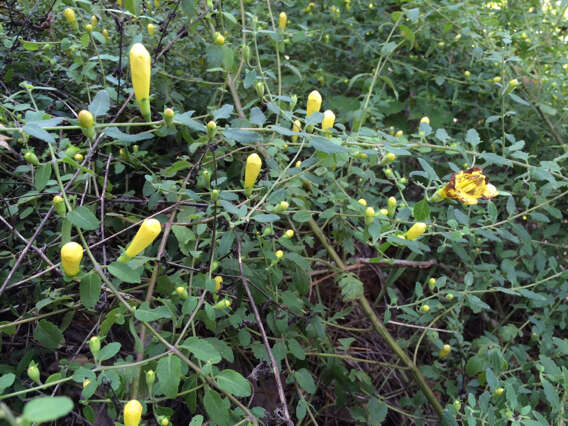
[1,0,568,425]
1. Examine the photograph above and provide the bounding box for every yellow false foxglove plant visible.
[124,400,143,426]
[306,90,322,117]
[321,109,335,131]
[406,222,427,240]
[244,153,262,196]
[279,12,287,30]
[61,242,84,276]
[119,218,162,262]
[129,43,152,121]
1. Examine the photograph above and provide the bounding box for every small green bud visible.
[364,207,375,226]
[428,277,436,291]
[213,298,231,310]
[89,336,101,358]
[24,151,40,166]
[27,363,41,385]
[145,369,155,388]
[387,197,397,218]
[211,189,219,201]
[207,120,217,138]
[53,195,67,217]
[255,81,265,98]
[164,108,174,126]
[175,286,188,299]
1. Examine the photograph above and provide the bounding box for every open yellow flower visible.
[436,166,498,205]
[129,43,151,121]
[306,90,322,117]
[244,153,262,195]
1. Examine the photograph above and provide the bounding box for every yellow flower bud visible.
[464,70,471,78]
[284,229,294,238]
[27,364,40,385]
[295,160,302,168]
[365,207,375,226]
[91,15,98,26]
[379,208,388,216]
[421,304,430,313]
[207,120,217,138]
[358,198,367,206]
[420,116,430,125]
[214,276,223,292]
[406,222,427,240]
[89,336,101,357]
[129,43,152,121]
[244,153,262,193]
[494,387,504,397]
[163,108,174,126]
[102,29,109,42]
[395,130,403,138]
[213,299,231,309]
[306,90,322,117]
[61,242,84,276]
[74,153,84,162]
[83,379,90,388]
[439,344,451,358]
[160,418,169,426]
[123,218,161,259]
[147,23,155,35]
[321,109,335,131]
[215,32,225,45]
[275,250,284,260]
[124,400,143,426]
[292,119,301,142]
[85,24,93,32]
[145,370,155,388]
[493,76,501,83]
[78,110,94,129]
[279,12,287,30]
[63,8,78,31]
[279,201,289,211]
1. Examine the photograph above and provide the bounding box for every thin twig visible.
[235,234,293,426]
[100,154,113,265]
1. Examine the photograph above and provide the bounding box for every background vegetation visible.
[1,0,567,424]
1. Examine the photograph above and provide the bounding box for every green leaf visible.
[252,214,280,223]
[309,136,348,153]
[22,397,74,422]
[338,273,363,301]
[465,128,481,147]
[89,90,110,116]
[0,373,15,394]
[135,301,172,321]
[107,262,141,283]
[23,123,55,144]
[542,379,560,410]
[34,320,64,349]
[35,162,51,191]
[203,390,230,426]
[213,104,234,120]
[67,206,100,230]
[249,107,266,126]
[189,415,204,426]
[181,0,195,17]
[180,337,222,363]
[156,354,182,399]
[223,128,261,144]
[413,199,430,221]
[294,368,316,394]
[215,369,251,397]
[367,397,387,425]
[97,342,121,362]
[80,272,101,310]
[104,127,154,143]
[292,210,313,223]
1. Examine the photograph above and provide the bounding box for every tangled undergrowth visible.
[1,0,568,425]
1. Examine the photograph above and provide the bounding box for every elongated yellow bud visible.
[129,43,152,121]
[306,90,322,117]
[64,8,78,31]
[91,16,98,26]
[61,242,84,276]
[123,218,161,259]
[279,12,287,30]
[244,153,262,194]
[147,23,155,35]
[406,222,426,240]
[365,207,375,226]
[292,120,301,142]
[321,109,335,131]
[214,276,223,292]
[124,400,143,426]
